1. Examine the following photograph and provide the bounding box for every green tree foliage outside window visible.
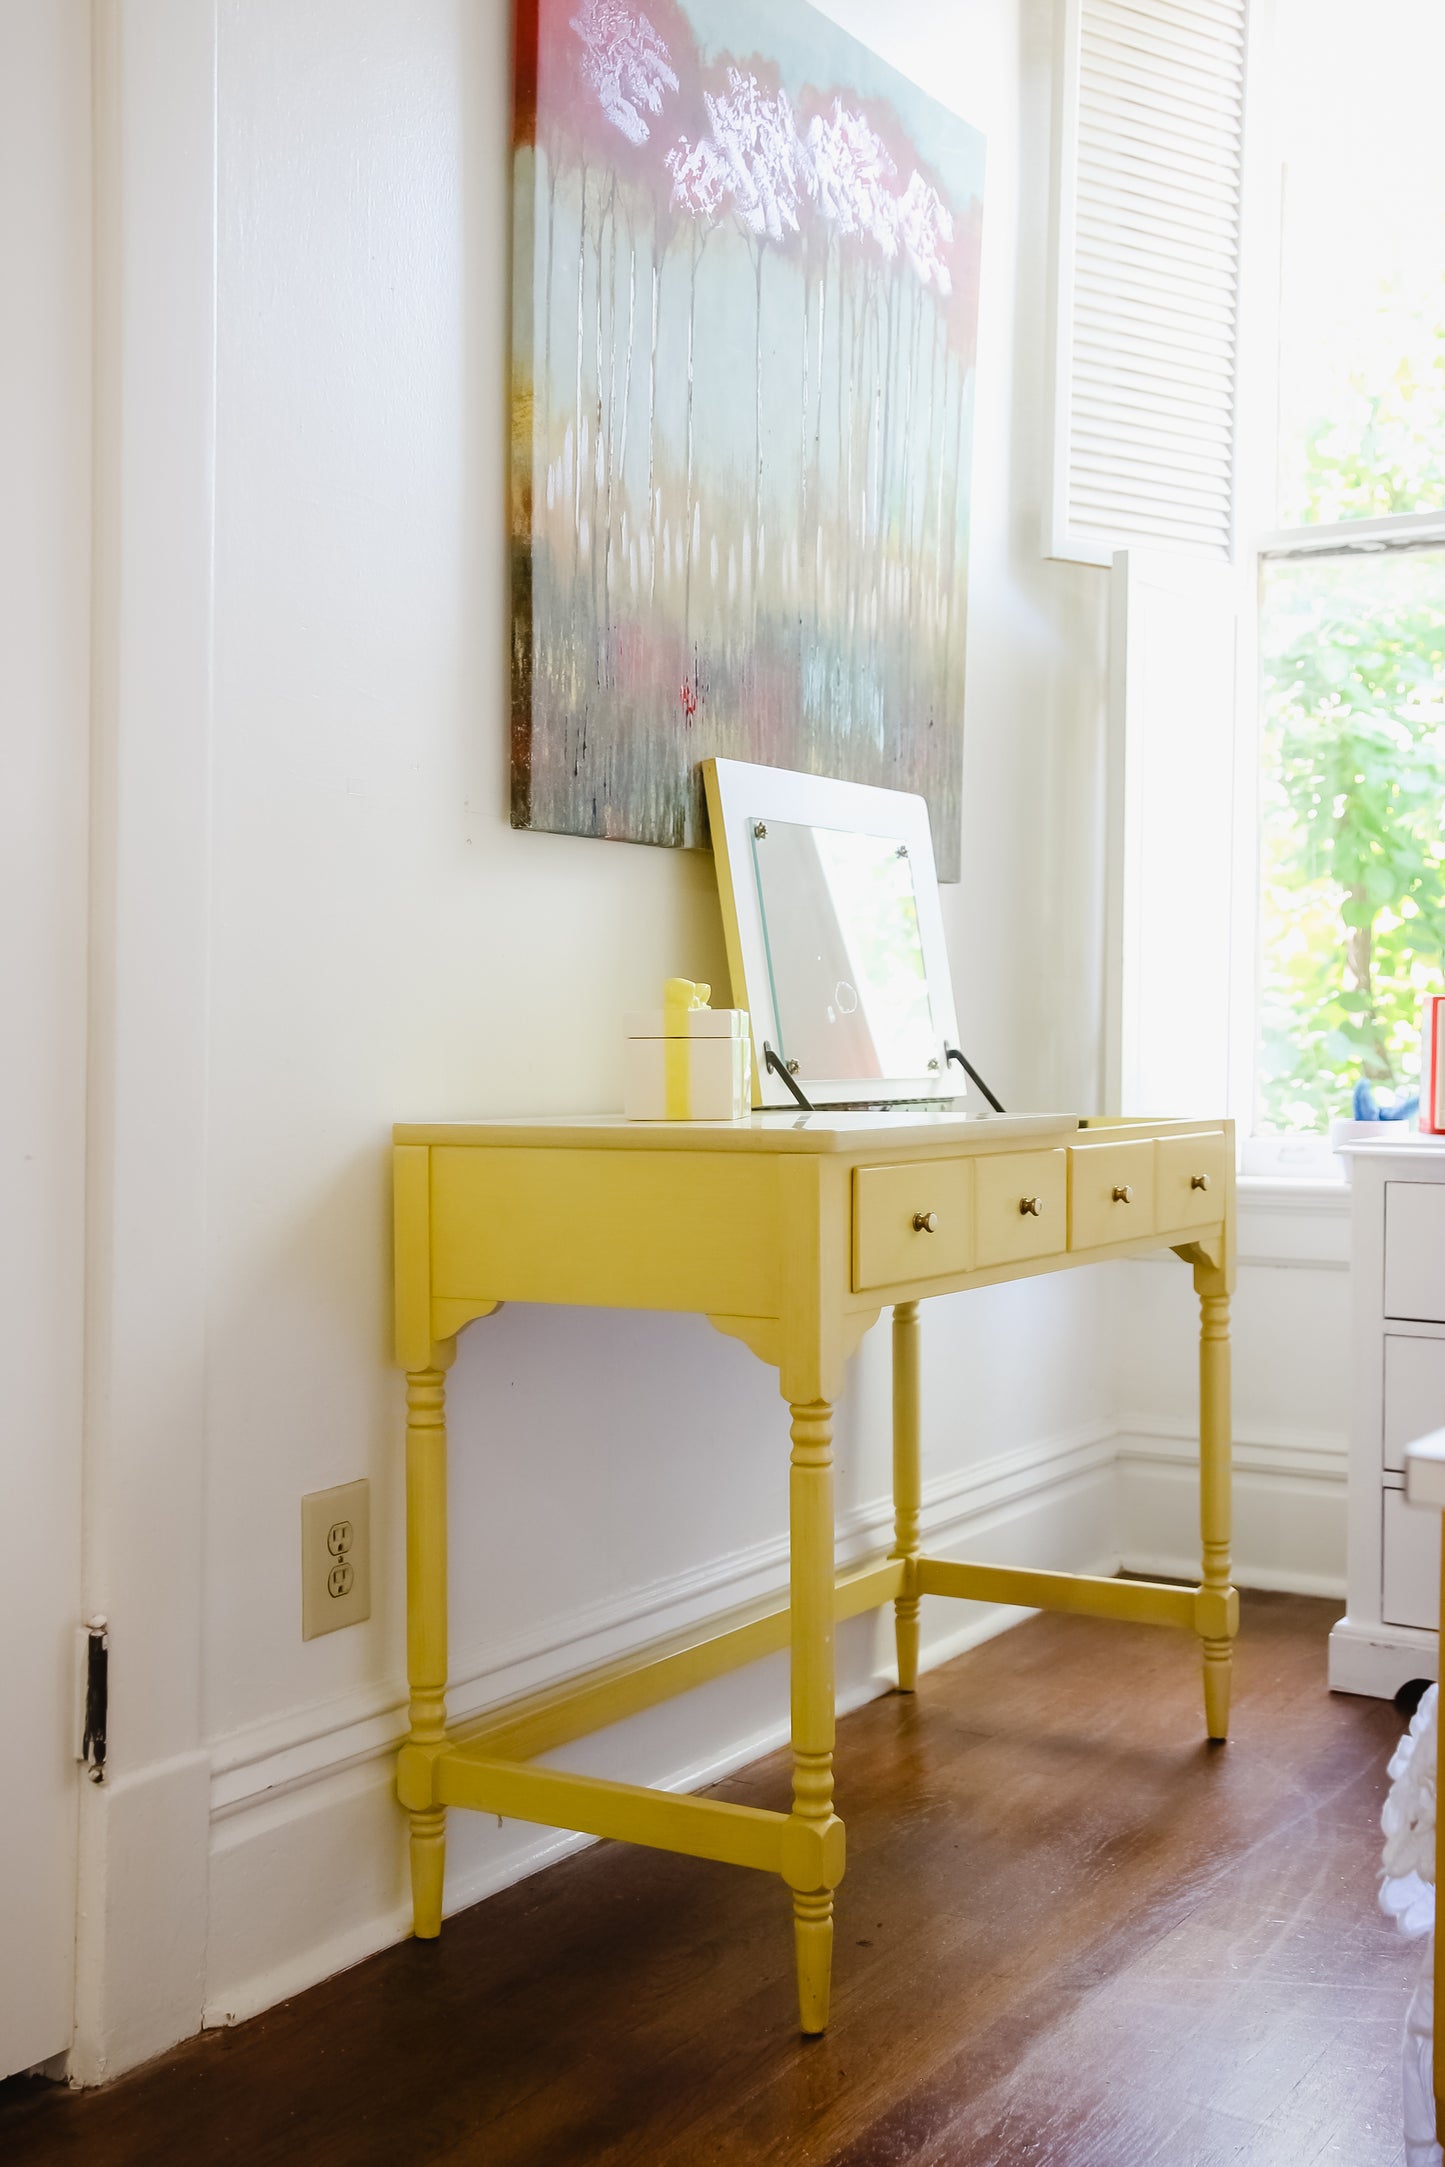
[1260,295,1445,1132]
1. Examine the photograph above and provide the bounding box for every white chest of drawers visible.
[1330,1142,1445,1696]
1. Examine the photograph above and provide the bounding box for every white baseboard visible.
[202,1424,1118,2032]
[1116,1420,1348,1599]
[70,1749,211,2086]
[187,1410,1350,2045]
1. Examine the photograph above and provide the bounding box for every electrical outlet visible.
[301,1480,371,1639]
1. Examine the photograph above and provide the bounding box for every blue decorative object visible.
[1353,1079,1420,1123]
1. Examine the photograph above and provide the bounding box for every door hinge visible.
[76,1617,108,1785]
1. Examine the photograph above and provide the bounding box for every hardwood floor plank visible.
[0,1594,1420,2166]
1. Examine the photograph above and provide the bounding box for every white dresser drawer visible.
[1384,1334,1445,1473]
[1385,1182,1445,1321]
[1383,1487,1442,1631]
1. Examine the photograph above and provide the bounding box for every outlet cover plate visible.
[301,1480,371,1639]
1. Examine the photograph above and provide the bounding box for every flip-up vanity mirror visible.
[704,755,1049,1126]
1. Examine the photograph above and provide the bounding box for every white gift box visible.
[623,1001,751,1121]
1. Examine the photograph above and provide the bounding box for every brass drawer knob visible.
[1112,1184,1133,1204]
[1019,1196,1043,1217]
[913,1210,939,1233]
[1191,1172,1211,1191]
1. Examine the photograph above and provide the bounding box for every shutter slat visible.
[1075,360,1237,427]
[1108,0,1247,39]
[1074,395,1234,448]
[1082,44,1244,126]
[1079,71,1243,154]
[1078,92,1243,177]
[1074,329,1235,394]
[1090,16,1244,91]
[1071,454,1233,509]
[1077,267,1239,334]
[1075,501,1230,549]
[1077,202,1238,277]
[1077,241,1237,305]
[1078,162,1240,247]
[1093,0,1245,72]
[1073,423,1235,477]
[1079,135,1243,204]
[1076,282,1239,354]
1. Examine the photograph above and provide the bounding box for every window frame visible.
[1233,8,1445,1173]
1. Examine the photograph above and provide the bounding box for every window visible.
[1051,1,1445,1160]
[1253,0,1445,1154]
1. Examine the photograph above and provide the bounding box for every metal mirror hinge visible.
[762,1041,814,1111]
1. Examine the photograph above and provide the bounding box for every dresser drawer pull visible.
[1018,1195,1043,1217]
[1191,1172,1211,1191]
[913,1211,939,1234]
[1112,1184,1133,1204]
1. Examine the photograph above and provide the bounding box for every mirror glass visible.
[750,819,940,1080]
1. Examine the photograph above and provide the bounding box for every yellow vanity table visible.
[392,1108,1235,2035]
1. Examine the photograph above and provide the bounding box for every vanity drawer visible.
[974,1150,1067,1267]
[1068,1140,1157,1251]
[1156,1132,1228,1230]
[853,1159,974,1291]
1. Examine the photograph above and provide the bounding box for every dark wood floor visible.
[0,1594,1422,2165]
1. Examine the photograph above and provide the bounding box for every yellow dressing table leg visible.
[1196,1269,1235,1741]
[788,1395,839,2034]
[406,1346,454,1937]
[890,1301,922,1692]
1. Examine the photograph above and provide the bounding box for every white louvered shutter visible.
[1048,0,1252,565]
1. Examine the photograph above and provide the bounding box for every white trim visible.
[1259,509,1445,558]
[1236,1173,1349,1210]
[72,0,219,2086]
[201,1423,1122,2029]
[204,1590,1042,2033]
[1043,0,1093,562]
[1115,1415,1345,1482]
[1116,1419,1347,1599]
[209,1417,1119,1817]
[189,1396,1348,2038]
[1240,1130,1339,1177]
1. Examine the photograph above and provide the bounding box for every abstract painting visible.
[511,0,985,877]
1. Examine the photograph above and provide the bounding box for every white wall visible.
[0,0,90,2083]
[191,0,1123,2031]
[1116,1181,1351,1596]
[75,0,1325,2079]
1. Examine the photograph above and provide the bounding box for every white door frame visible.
[69,0,220,2084]
[0,0,92,2082]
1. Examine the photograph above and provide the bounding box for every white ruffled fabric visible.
[1382,1685,1441,2167]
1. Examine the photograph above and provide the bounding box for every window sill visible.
[1234,1172,1350,1270]
[1237,1173,1348,1210]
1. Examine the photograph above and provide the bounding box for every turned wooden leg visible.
[890,1301,922,1692]
[1197,1274,1235,1741]
[406,1357,451,1936]
[789,1395,838,2034]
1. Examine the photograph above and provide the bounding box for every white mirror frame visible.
[703,757,962,1110]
